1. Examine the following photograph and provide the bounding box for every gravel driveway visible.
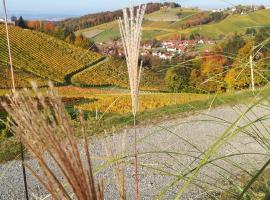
[0,104,269,200]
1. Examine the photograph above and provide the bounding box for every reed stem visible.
[2,1,29,199]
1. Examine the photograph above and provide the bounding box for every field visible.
[77,8,270,41]
[0,24,103,83]
[0,61,48,89]
[179,9,270,38]
[71,57,165,91]
[75,93,208,114]
[76,8,201,42]
[145,7,200,21]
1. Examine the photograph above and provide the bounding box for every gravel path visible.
[0,104,269,200]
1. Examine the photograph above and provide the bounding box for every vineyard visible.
[55,86,125,97]
[72,58,165,91]
[0,24,103,83]
[75,93,208,114]
[0,61,48,89]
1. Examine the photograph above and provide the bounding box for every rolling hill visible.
[71,57,165,91]
[0,25,164,91]
[77,7,270,42]
[0,24,104,84]
[76,8,201,42]
[0,61,48,89]
[178,9,270,39]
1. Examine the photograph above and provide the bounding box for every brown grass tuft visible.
[2,83,104,200]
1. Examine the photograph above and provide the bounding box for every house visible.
[182,40,196,46]
[241,12,247,15]
[160,52,173,60]
[176,45,186,54]
[143,43,152,50]
[212,9,219,13]
[152,51,161,57]
[0,18,15,25]
[212,9,224,13]
[198,40,204,44]
[162,41,174,48]
[167,47,177,52]
[141,50,150,56]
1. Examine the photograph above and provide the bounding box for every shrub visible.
[165,67,189,92]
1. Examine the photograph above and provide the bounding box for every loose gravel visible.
[0,104,269,200]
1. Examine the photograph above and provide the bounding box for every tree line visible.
[56,2,176,32]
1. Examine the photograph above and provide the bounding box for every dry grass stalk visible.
[2,0,15,91]
[2,1,29,199]
[118,5,146,116]
[2,83,104,200]
[118,5,146,200]
[103,130,127,200]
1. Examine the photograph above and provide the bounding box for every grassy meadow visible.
[179,9,270,38]
[77,8,270,42]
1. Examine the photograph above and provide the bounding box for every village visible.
[96,38,215,60]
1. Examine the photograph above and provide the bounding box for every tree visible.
[246,28,257,36]
[223,34,245,58]
[198,53,227,92]
[165,67,190,92]
[10,16,17,22]
[66,32,76,44]
[258,5,266,10]
[255,27,270,53]
[75,34,93,49]
[210,12,227,22]
[225,41,264,89]
[16,16,27,28]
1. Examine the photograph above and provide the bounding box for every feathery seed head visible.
[118,5,146,115]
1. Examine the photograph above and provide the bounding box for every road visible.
[0,103,269,199]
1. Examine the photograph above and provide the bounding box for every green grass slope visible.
[76,8,201,42]
[145,7,199,21]
[78,8,270,42]
[0,24,104,83]
[179,9,270,39]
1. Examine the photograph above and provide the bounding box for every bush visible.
[165,67,189,92]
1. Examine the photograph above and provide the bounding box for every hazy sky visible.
[1,0,270,17]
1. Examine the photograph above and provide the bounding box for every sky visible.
[1,0,270,19]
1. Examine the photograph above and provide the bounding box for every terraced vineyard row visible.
[72,58,165,91]
[0,61,48,89]
[75,93,208,114]
[0,25,103,83]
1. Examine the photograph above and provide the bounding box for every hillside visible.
[0,61,48,89]
[178,9,270,39]
[0,25,164,91]
[76,8,202,42]
[0,24,103,84]
[58,3,165,31]
[77,8,270,41]
[71,57,165,91]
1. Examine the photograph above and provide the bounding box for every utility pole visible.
[2,0,29,199]
[250,54,255,91]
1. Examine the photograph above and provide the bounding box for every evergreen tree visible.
[17,16,27,28]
